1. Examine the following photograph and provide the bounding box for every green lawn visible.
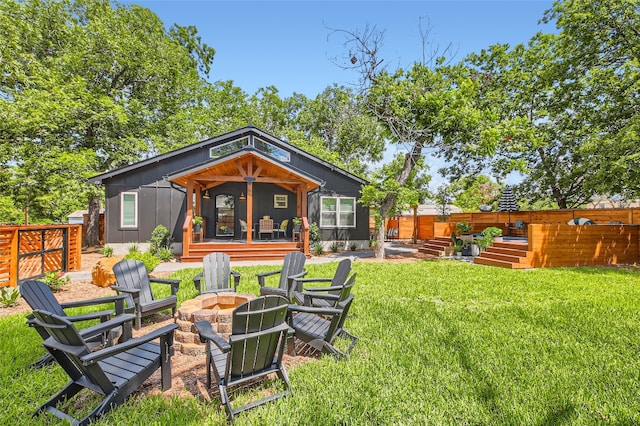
[2,260,640,425]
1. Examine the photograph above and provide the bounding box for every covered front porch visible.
[169,150,321,261]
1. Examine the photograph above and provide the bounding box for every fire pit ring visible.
[174,292,255,355]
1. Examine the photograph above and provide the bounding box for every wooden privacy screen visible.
[0,225,82,287]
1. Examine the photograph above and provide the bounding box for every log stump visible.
[91,257,123,288]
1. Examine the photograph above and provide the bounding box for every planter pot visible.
[193,224,202,233]
[455,251,462,258]
[471,244,480,257]
[461,246,472,256]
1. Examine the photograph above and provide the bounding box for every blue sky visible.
[127,1,555,98]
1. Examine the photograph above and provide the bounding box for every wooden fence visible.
[527,224,639,267]
[0,225,82,287]
[381,207,640,267]
[382,207,640,241]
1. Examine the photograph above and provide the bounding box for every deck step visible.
[473,257,533,269]
[182,241,302,262]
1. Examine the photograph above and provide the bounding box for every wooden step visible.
[485,246,529,257]
[182,242,302,262]
[473,257,533,269]
[478,251,531,264]
[419,247,445,256]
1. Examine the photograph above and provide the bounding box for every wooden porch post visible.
[246,178,254,244]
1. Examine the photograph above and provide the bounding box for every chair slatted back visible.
[113,260,155,306]
[328,258,352,295]
[228,296,289,379]
[278,251,306,290]
[202,253,231,293]
[31,309,115,392]
[20,280,66,317]
[259,219,273,233]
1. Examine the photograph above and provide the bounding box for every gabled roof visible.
[167,148,324,192]
[90,126,367,185]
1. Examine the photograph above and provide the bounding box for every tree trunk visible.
[85,197,101,247]
[372,138,426,259]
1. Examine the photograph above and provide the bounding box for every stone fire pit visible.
[174,292,255,355]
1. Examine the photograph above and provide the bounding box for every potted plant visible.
[292,217,302,231]
[193,216,203,233]
[451,233,463,257]
[476,226,503,252]
[456,221,473,235]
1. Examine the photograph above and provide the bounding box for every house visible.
[90,126,369,261]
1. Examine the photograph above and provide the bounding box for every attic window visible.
[254,137,290,162]
[209,137,248,158]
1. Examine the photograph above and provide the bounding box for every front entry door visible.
[215,194,235,237]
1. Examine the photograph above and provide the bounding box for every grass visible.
[2,260,640,425]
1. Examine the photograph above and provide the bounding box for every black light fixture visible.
[239,192,246,200]
[203,190,210,199]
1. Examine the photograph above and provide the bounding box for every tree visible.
[449,175,501,212]
[0,0,214,240]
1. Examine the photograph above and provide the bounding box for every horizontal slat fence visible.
[0,225,82,287]
[379,207,640,267]
[528,224,639,267]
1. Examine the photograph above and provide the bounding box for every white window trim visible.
[320,196,356,228]
[120,192,138,228]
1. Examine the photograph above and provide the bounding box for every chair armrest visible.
[80,323,178,365]
[60,294,127,309]
[66,309,116,324]
[292,277,332,286]
[256,269,282,287]
[150,278,180,295]
[301,291,340,301]
[193,272,203,293]
[230,270,241,289]
[194,320,231,352]
[111,285,140,307]
[287,304,342,317]
[303,285,342,293]
[77,313,135,340]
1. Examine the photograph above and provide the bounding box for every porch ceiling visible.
[168,151,322,192]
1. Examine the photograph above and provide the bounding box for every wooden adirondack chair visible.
[111,259,180,329]
[291,258,353,307]
[193,253,241,294]
[287,294,358,359]
[20,279,131,368]
[256,251,307,301]
[195,295,293,422]
[29,309,177,426]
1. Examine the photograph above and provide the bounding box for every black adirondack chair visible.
[29,309,177,426]
[20,279,132,368]
[193,252,241,294]
[256,251,307,301]
[195,295,293,422]
[294,272,357,309]
[287,294,358,359]
[291,258,353,307]
[111,259,180,329]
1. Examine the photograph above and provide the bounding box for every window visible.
[320,197,356,228]
[121,192,138,228]
[209,137,249,158]
[254,137,290,162]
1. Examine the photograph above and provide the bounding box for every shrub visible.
[99,246,114,257]
[456,221,473,235]
[309,222,321,245]
[157,248,174,262]
[124,252,160,273]
[350,242,357,251]
[313,242,324,255]
[42,271,70,292]
[0,286,20,307]
[150,225,173,256]
[330,242,339,253]
[128,242,140,254]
